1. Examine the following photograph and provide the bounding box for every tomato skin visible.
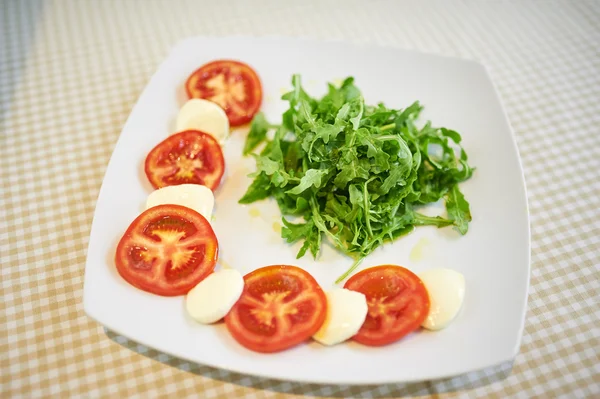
[224,265,327,353]
[115,204,218,296]
[185,59,262,127]
[144,130,225,191]
[344,265,430,346]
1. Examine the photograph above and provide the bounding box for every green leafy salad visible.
[239,75,474,283]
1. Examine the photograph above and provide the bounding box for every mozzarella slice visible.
[418,268,465,330]
[186,269,244,324]
[313,288,368,346]
[146,184,214,220]
[176,98,229,143]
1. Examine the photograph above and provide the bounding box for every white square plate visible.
[83,36,530,385]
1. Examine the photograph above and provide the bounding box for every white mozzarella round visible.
[176,98,229,143]
[185,269,244,324]
[418,268,465,330]
[312,288,368,346]
[146,184,214,221]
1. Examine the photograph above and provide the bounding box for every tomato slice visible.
[115,204,218,296]
[344,265,430,346]
[144,130,225,191]
[185,60,262,127]
[225,265,327,353]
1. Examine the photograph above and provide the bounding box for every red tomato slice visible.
[144,130,225,191]
[115,204,218,296]
[185,60,262,127]
[225,265,327,353]
[344,265,430,346]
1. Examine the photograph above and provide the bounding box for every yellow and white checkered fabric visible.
[1,0,599,397]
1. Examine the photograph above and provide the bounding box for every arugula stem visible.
[348,133,356,147]
[363,181,373,237]
[414,212,454,227]
[335,256,365,284]
[376,134,398,141]
[379,123,395,131]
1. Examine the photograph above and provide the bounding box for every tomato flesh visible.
[185,60,262,127]
[344,265,430,346]
[144,130,225,191]
[115,204,218,296]
[225,265,326,353]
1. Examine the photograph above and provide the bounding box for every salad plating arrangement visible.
[114,58,473,353]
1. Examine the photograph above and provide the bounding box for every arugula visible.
[240,75,474,283]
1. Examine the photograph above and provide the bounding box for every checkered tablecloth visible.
[1,0,599,397]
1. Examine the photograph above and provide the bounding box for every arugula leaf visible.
[281,218,321,258]
[336,103,351,122]
[240,75,474,282]
[395,101,423,127]
[357,128,390,170]
[380,167,407,193]
[349,98,364,130]
[274,191,309,215]
[252,155,280,175]
[286,169,329,195]
[243,113,271,155]
[333,148,369,188]
[239,172,271,204]
[441,127,462,143]
[445,184,472,234]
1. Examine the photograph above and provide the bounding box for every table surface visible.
[1,0,599,398]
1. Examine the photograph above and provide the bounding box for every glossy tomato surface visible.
[115,204,218,296]
[225,265,327,353]
[344,265,430,346]
[185,59,262,126]
[144,130,225,191]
